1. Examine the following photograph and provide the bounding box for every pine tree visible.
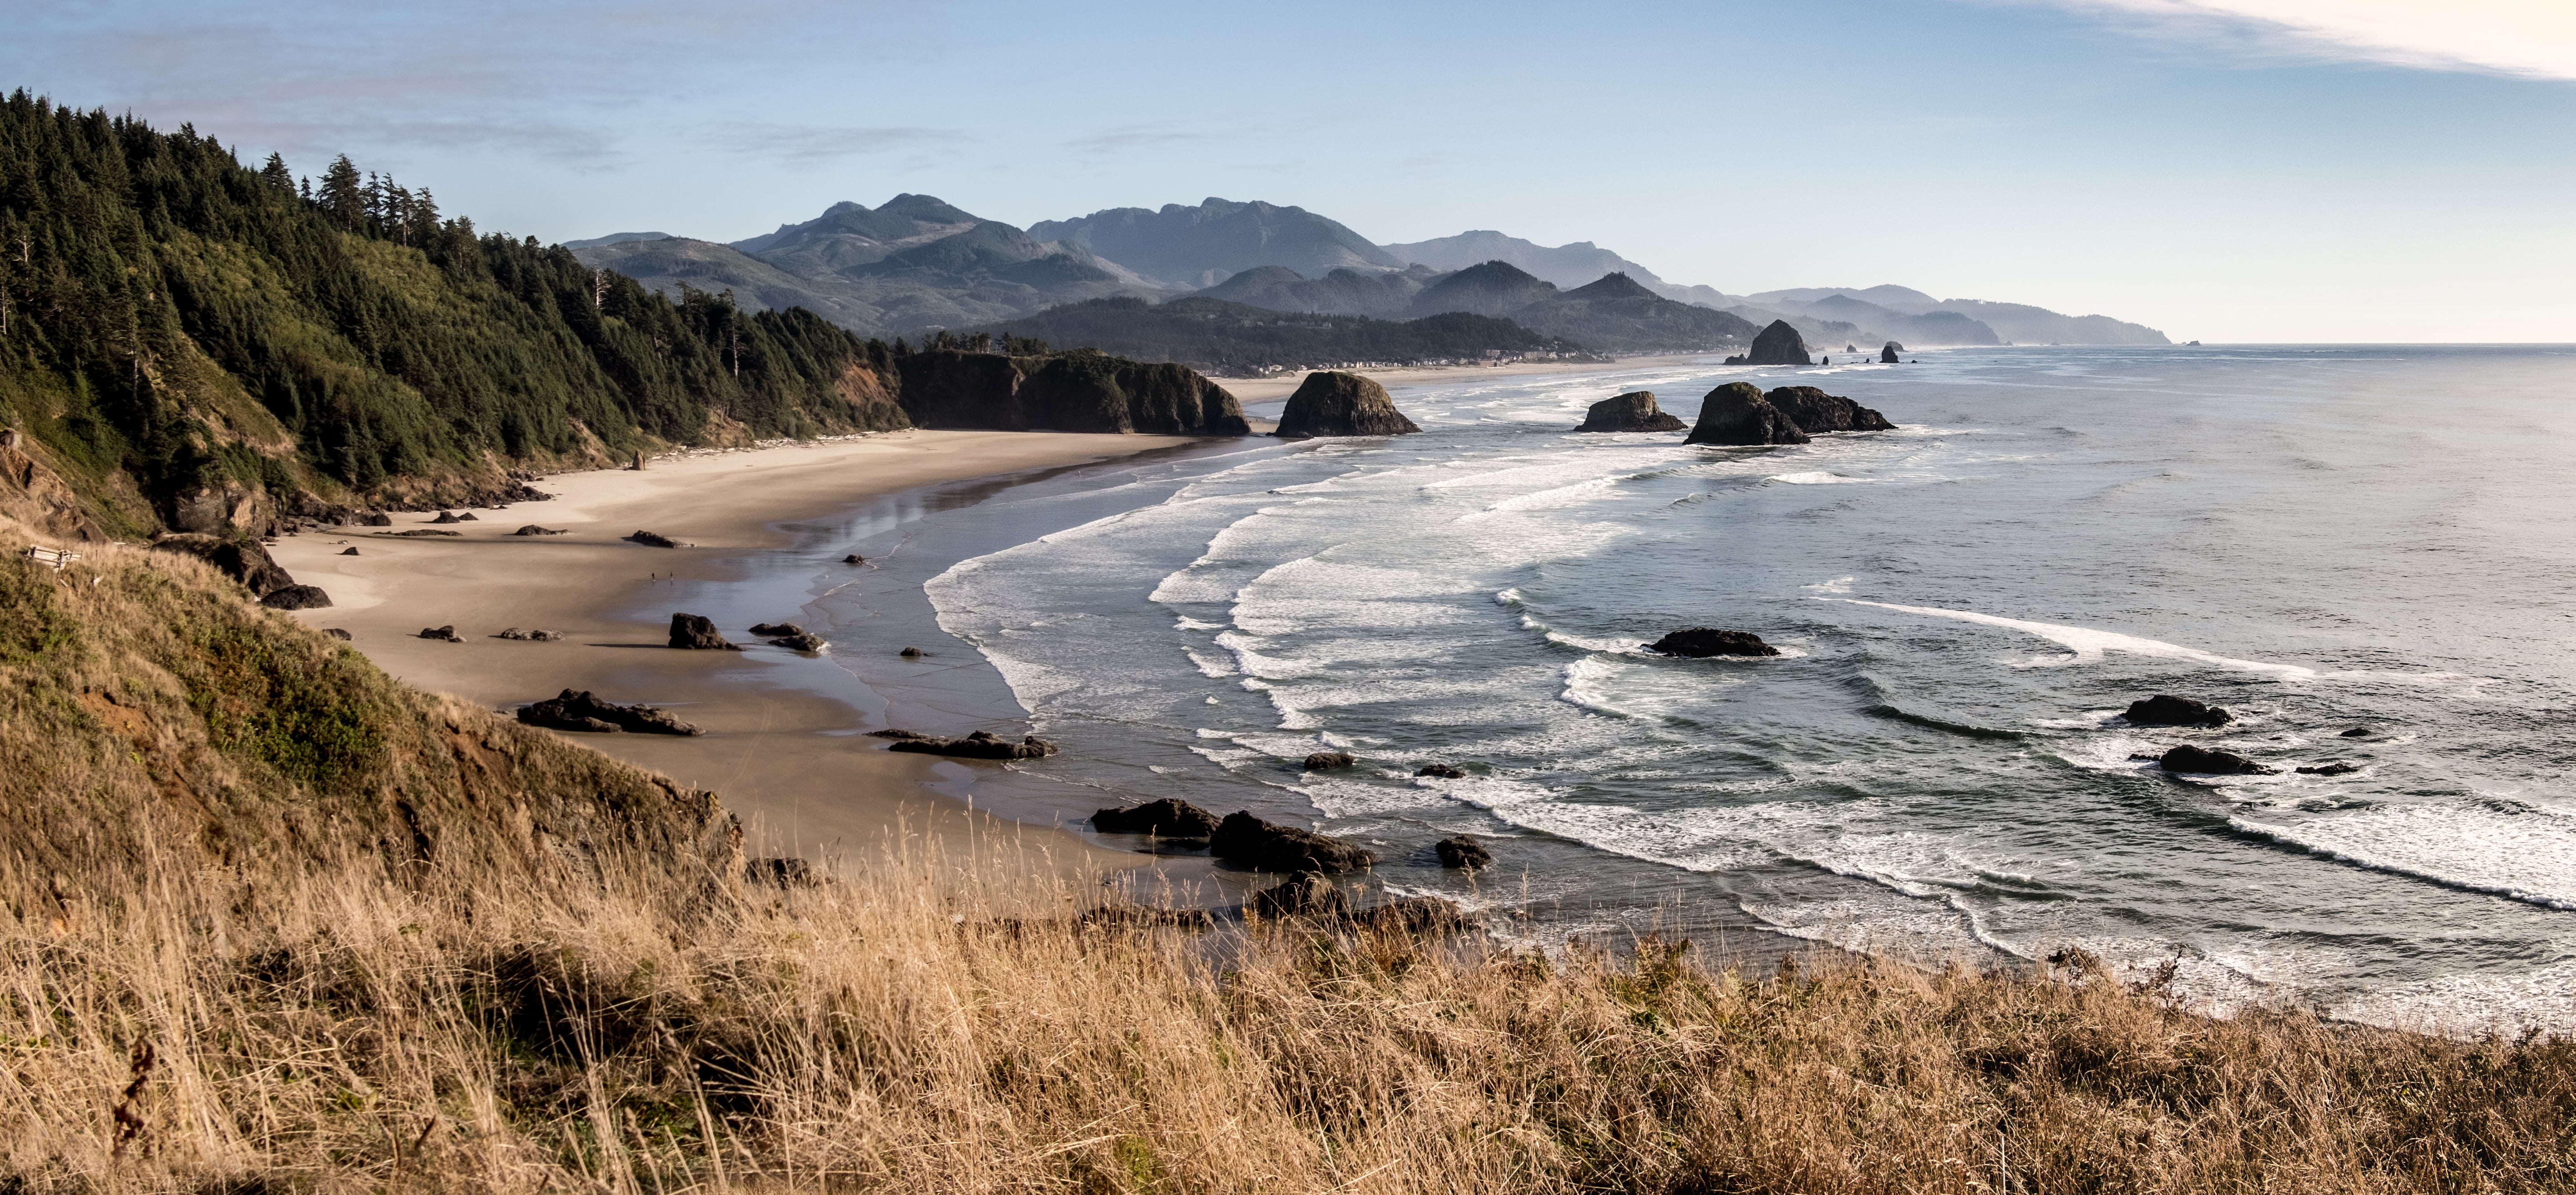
[319,155,365,230]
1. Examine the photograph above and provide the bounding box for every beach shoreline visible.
[268,428,1239,896]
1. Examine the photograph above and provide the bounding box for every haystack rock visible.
[1746,320,1812,366]
[1761,386,1896,433]
[1683,383,1810,446]
[1274,372,1422,439]
[1880,342,1903,364]
[1574,391,1687,433]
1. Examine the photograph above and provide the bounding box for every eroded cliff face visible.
[0,430,108,543]
[896,349,1250,435]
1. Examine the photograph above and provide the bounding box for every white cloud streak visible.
[2030,0,2576,81]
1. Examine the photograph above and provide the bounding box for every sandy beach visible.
[268,428,1230,896]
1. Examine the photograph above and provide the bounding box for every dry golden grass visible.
[3,518,2572,1193]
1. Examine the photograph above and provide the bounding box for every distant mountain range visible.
[570,195,2169,356]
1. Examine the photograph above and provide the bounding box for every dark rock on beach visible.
[748,622,805,638]
[1762,386,1896,433]
[2297,761,2362,776]
[497,628,565,641]
[1091,798,1223,838]
[1745,319,1813,366]
[323,628,353,641]
[1684,382,1811,446]
[1574,391,1687,433]
[627,530,683,548]
[518,688,702,736]
[359,512,391,527]
[768,632,826,651]
[1645,628,1780,657]
[151,533,298,598]
[899,646,925,658]
[886,730,1060,760]
[1250,870,1348,919]
[844,553,866,564]
[1210,810,1378,873]
[668,613,739,650]
[1435,835,1493,870]
[2160,744,2275,775]
[259,584,333,610]
[2124,695,2234,727]
[867,728,933,740]
[339,547,358,555]
[381,529,460,537]
[418,625,463,642]
[1304,751,1357,771]
[514,524,568,536]
[1274,371,1422,438]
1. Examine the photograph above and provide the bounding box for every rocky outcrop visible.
[1209,811,1378,873]
[418,625,464,642]
[2297,761,2361,776]
[748,622,805,638]
[1574,391,1687,433]
[1348,895,1478,934]
[359,512,392,527]
[514,525,568,536]
[1274,372,1422,439]
[897,348,1252,435]
[1304,751,1357,771]
[886,730,1061,760]
[628,530,683,548]
[2124,695,2233,727]
[768,633,826,651]
[1746,320,1812,366]
[151,534,298,598]
[518,688,703,735]
[1091,798,1222,838]
[668,613,738,650]
[1250,870,1348,919]
[1645,628,1781,657]
[497,628,565,641]
[1683,383,1810,446]
[2159,744,2275,775]
[1762,386,1895,433]
[1435,835,1492,870]
[259,585,333,610]
[0,428,106,543]
[1881,342,1903,364]
[1415,764,1467,779]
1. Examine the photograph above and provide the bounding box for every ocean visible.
[786,344,2576,1034]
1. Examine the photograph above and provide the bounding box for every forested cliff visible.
[0,91,909,538]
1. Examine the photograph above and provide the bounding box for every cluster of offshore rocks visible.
[1085,798,1492,924]
[1719,320,1910,368]
[2121,694,2366,778]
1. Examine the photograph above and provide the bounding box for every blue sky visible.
[8,0,2570,341]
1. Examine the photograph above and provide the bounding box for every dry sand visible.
[267,429,1218,898]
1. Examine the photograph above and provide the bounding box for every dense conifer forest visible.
[0,91,910,535]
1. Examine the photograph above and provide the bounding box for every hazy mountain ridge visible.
[574,196,2168,349]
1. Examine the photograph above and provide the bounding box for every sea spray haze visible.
[819,344,2576,1035]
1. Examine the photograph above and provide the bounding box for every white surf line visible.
[1823,598,2319,680]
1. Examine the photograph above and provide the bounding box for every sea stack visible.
[1761,386,1896,432]
[1574,391,1687,433]
[1683,383,1810,446]
[1880,342,1903,364]
[1745,320,1812,367]
[1274,371,1422,439]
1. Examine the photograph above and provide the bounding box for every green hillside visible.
[0,91,909,536]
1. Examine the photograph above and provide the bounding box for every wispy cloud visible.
[716,123,962,168]
[1064,125,1216,158]
[2021,0,2576,81]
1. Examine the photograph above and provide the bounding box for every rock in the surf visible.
[2124,695,2234,727]
[1435,834,1493,870]
[1684,382,1810,446]
[518,688,702,735]
[886,730,1060,760]
[1881,342,1903,364]
[2296,761,2362,776]
[1349,895,1478,934]
[1274,371,1422,439]
[1304,751,1357,771]
[1644,628,1782,657]
[1210,811,1378,873]
[668,613,739,650]
[1745,320,1813,366]
[1574,391,1687,433]
[1763,386,1896,433]
[748,622,805,638]
[2159,744,2275,775]
[899,646,925,658]
[2339,727,2373,738]
[1250,870,1348,919]
[768,632,826,651]
[1415,764,1468,779]
[1090,798,1222,838]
